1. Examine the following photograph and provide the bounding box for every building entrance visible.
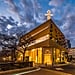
[44,49,52,65]
[44,54,52,65]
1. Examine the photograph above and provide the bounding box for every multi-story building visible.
[68,47,75,59]
[0,50,11,62]
[18,19,67,66]
[66,39,71,48]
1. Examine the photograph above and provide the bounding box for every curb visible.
[0,67,37,75]
[53,63,70,67]
[12,68,41,75]
[41,63,70,68]
[43,68,72,75]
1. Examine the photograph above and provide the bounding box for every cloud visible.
[60,14,75,47]
[4,0,44,26]
[49,0,75,47]
[21,0,44,23]
[49,0,64,7]
[0,28,2,32]
[60,20,70,30]
[7,24,13,29]
[4,0,22,22]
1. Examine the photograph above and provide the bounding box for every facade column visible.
[54,48,56,64]
[60,49,61,63]
[37,48,38,64]
[42,48,44,64]
[52,48,54,66]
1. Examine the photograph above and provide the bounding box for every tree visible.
[7,36,18,62]
[0,16,28,62]
[19,35,34,62]
[0,33,18,62]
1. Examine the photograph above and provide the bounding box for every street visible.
[22,69,67,75]
[3,63,74,75]
[54,64,75,75]
[13,64,75,75]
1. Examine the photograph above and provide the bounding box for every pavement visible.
[54,63,75,75]
[40,62,70,69]
[41,62,75,75]
[22,68,72,75]
[0,63,75,75]
[0,67,37,75]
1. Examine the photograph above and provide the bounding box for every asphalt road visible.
[12,63,75,75]
[54,64,75,75]
[22,64,75,75]
[22,68,68,75]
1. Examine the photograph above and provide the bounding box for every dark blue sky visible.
[0,0,75,47]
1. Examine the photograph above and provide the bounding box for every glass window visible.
[29,48,42,64]
[50,24,52,28]
[55,49,60,63]
[56,35,57,37]
[37,48,42,63]
[59,38,61,40]
[50,37,52,39]
[50,30,52,32]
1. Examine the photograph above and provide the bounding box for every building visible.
[66,39,71,48]
[0,50,11,62]
[17,19,67,66]
[68,47,75,59]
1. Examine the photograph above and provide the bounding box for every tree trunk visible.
[11,48,16,62]
[23,48,26,62]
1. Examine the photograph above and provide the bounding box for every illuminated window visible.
[37,48,42,63]
[25,51,29,56]
[44,49,52,65]
[29,49,36,62]
[56,49,60,62]
[29,48,42,64]
[17,53,23,61]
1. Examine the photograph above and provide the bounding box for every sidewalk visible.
[42,68,72,75]
[40,63,71,71]
[53,62,70,67]
[0,67,37,75]
[41,63,72,75]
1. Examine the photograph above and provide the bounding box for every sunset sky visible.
[0,0,75,47]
